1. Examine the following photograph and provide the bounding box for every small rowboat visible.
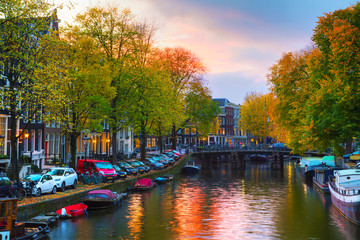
[56,203,88,218]
[154,175,174,184]
[132,178,156,191]
[81,190,127,210]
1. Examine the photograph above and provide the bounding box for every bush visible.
[31,164,40,173]
[0,155,9,159]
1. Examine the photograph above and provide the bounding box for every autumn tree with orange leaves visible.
[158,47,210,150]
[268,3,360,155]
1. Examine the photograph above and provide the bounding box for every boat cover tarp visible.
[135,178,152,187]
[87,190,117,199]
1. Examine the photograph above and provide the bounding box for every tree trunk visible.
[10,112,19,182]
[171,123,177,150]
[140,121,147,162]
[158,125,163,153]
[69,133,77,169]
[111,128,117,164]
[345,137,352,154]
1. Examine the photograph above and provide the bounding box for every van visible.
[76,159,117,182]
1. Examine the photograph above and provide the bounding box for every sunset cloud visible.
[57,0,358,103]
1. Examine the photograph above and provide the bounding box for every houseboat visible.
[297,156,335,182]
[328,169,360,224]
[313,166,342,193]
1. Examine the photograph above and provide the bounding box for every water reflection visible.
[48,160,360,240]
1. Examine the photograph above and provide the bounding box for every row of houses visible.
[0,97,252,172]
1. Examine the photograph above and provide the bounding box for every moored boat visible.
[132,178,156,191]
[181,161,200,174]
[328,169,360,224]
[313,166,342,193]
[297,156,335,182]
[249,154,269,164]
[81,190,127,210]
[154,175,174,184]
[0,198,51,240]
[55,203,88,218]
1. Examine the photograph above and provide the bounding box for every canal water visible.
[48,160,360,240]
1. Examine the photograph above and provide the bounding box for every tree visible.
[239,92,271,143]
[307,4,360,154]
[185,83,220,138]
[0,0,56,180]
[158,47,206,150]
[267,49,312,154]
[74,6,142,164]
[37,26,115,168]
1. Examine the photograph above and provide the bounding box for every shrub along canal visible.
[47,159,359,240]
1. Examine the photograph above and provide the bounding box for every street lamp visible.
[0,135,4,156]
[83,136,90,170]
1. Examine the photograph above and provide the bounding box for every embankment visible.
[17,154,190,221]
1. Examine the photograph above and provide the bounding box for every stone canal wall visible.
[17,154,190,221]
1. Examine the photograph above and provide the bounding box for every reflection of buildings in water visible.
[329,204,360,240]
[126,194,145,240]
[173,184,206,239]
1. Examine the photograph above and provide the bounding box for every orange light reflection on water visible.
[126,194,144,240]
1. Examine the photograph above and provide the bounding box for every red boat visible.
[132,178,156,191]
[56,203,88,218]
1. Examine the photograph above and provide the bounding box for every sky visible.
[55,0,359,104]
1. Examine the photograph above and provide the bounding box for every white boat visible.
[328,169,360,224]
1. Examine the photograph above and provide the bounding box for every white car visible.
[47,167,78,192]
[23,174,57,196]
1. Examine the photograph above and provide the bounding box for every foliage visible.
[0,0,56,180]
[267,3,360,155]
[36,21,115,168]
[239,92,271,141]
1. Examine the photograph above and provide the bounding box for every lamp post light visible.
[83,136,90,170]
[0,135,4,156]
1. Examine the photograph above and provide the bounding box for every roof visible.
[212,98,229,106]
[135,178,152,187]
[336,169,360,177]
[87,190,118,199]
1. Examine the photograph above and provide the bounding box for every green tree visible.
[74,6,151,164]
[0,0,56,180]
[37,27,115,168]
[158,47,206,150]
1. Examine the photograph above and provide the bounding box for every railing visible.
[328,176,360,196]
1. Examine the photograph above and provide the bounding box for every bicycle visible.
[11,180,27,201]
[81,172,102,185]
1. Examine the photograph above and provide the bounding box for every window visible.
[37,131,42,150]
[55,134,59,154]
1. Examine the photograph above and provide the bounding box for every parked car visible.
[118,162,138,175]
[76,159,117,183]
[23,174,57,196]
[126,160,146,174]
[112,164,127,180]
[0,175,12,198]
[47,167,78,191]
[159,154,175,165]
[143,158,164,170]
[164,152,179,161]
[133,160,151,172]
[147,155,168,168]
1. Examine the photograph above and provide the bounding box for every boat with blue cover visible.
[297,156,335,182]
[154,175,174,184]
